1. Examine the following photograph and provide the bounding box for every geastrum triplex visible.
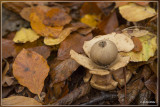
[70,32,135,91]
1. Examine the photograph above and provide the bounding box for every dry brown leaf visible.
[13,49,50,95]
[90,74,118,91]
[77,28,93,35]
[83,32,134,58]
[43,7,72,27]
[50,58,79,84]
[52,81,65,98]
[2,39,15,58]
[145,74,157,94]
[98,11,118,34]
[118,79,144,104]
[57,32,93,60]
[2,96,42,105]
[112,68,132,86]
[20,7,32,21]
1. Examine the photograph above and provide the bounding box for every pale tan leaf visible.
[119,3,156,22]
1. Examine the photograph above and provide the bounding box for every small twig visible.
[80,92,118,105]
[123,67,127,105]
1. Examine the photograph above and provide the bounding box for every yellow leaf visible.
[13,28,40,43]
[119,3,156,22]
[120,33,157,62]
[2,96,41,105]
[80,14,100,27]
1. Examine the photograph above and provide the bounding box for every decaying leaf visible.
[13,49,50,95]
[118,79,144,104]
[131,36,142,52]
[90,74,118,91]
[98,11,118,34]
[112,68,132,86]
[53,83,91,105]
[83,32,134,58]
[20,7,32,21]
[2,39,15,58]
[30,6,63,38]
[80,14,101,27]
[120,33,157,62]
[2,96,42,105]
[145,75,157,94]
[13,28,40,43]
[57,32,93,60]
[50,58,79,84]
[43,7,72,27]
[44,22,90,46]
[119,3,156,22]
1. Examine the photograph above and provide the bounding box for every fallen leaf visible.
[83,32,134,58]
[112,68,132,86]
[12,49,50,95]
[118,79,144,104]
[57,32,93,60]
[80,14,101,28]
[90,74,118,91]
[2,2,29,14]
[20,7,32,21]
[30,6,63,38]
[44,23,89,46]
[136,87,152,105]
[2,96,42,105]
[141,65,152,81]
[13,28,40,43]
[120,33,157,62]
[44,27,73,46]
[52,81,65,98]
[50,58,79,84]
[52,83,91,105]
[116,2,149,7]
[145,74,157,94]
[2,39,15,58]
[77,28,93,35]
[119,3,156,22]
[43,7,72,27]
[80,2,102,16]
[98,11,118,34]
[131,36,142,52]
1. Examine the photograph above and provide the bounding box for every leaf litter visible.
[2,2,158,105]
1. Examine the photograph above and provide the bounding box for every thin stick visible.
[123,67,127,105]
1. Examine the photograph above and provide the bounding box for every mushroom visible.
[90,39,118,66]
[70,32,134,91]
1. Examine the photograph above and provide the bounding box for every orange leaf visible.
[131,36,142,52]
[30,6,63,38]
[43,7,72,27]
[13,49,50,95]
